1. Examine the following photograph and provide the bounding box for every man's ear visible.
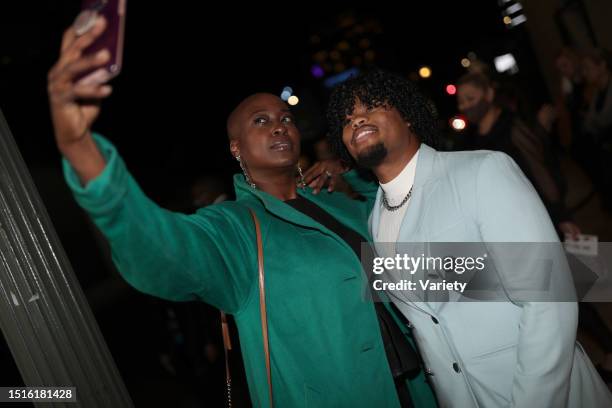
[229,139,239,158]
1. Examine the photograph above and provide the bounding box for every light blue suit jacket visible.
[367,144,612,407]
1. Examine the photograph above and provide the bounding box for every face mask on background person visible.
[463,98,492,124]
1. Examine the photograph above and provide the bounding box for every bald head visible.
[227,93,287,140]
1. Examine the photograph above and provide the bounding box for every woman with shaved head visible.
[47,17,435,408]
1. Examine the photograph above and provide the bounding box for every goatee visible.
[356,143,388,168]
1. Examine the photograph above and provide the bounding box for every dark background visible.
[0,1,546,192]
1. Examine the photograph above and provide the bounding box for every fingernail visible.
[96,49,110,60]
[101,85,112,95]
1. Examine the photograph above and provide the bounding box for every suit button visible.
[453,362,461,373]
[431,316,439,324]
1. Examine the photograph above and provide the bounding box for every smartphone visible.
[73,0,126,84]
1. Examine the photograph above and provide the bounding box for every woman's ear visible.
[229,139,239,158]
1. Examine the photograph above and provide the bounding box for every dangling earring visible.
[297,164,306,189]
[236,155,256,189]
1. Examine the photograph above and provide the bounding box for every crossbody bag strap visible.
[221,208,272,407]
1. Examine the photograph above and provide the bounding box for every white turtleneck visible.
[376,149,419,244]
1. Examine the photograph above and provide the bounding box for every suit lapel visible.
[371,144,444,314]
[395,143,438,245]
[369,187,383,240]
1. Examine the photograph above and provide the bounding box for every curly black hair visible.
[326,69,439,163]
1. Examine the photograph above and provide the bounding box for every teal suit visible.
[365,143,612,407]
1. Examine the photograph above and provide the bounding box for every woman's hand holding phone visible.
[47,16,111,184]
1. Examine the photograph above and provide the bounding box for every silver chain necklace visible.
[382,186,413,211]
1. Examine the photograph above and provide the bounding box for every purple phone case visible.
[74,0,126,83]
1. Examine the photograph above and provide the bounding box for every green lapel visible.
[233,173,370,252]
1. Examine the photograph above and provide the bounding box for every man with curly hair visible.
[308,69,612,407]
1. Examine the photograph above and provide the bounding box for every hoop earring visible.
[236,155,256,189]
[297,164,306,189]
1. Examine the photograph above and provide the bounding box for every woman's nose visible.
[272,124,287,136]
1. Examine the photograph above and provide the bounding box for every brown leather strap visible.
[249,208,273,408]
[221,311,232,407]
[221,312,232,365]
[221,208,272,407]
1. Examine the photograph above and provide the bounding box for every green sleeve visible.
[342,169,378,212]
[63,133,255,313]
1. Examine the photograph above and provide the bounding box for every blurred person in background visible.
[456,72,580,238]
[581,49,612,212]
[554,48,588,150]
[189,175,229,210]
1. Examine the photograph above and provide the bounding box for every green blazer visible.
[63,134,435,407]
